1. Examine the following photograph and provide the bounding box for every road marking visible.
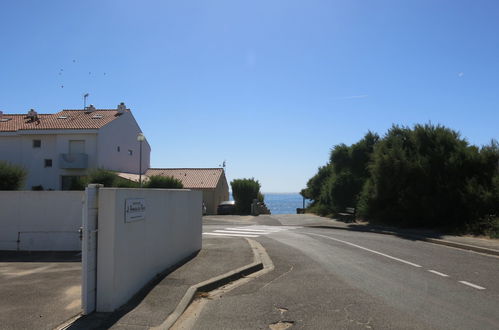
[225,228,281,232]
[203,226,300,238]
[214,230,271,235]
[203,233,259,238]
[306,232,422,268]
[428,270,449,277]
[459,281,485,290]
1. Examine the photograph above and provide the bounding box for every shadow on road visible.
[0,251,81,262]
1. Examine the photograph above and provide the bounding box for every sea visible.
[228,193,311,214]
[262,193,312,215]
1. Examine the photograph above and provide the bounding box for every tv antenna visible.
[83,93,89,109]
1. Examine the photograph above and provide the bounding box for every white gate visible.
[81,184,102,315]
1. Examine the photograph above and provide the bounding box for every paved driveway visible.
[0,252,81,330]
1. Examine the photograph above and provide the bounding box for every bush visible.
[68,176,87,190]
[115,177,140,188]
[320,170,364,213]
[145,175,184,189]
[31,185,44,191]
[360,125,499,229]
[301,164,333,202]
[303,124,499,236]
[304,132,378,214]
[86,169,119,187]
[0,161,27,190]
[231,178,261,215]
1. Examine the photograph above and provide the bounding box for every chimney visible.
[27,108,38,118]
[117,102,126,114]
[86,104,96,113]
[0,110,3,120]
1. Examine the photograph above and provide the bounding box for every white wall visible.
[0,131,97,190]
[97,111,151,174]
[96,188,201,312]
[0,135,22,165]
[0,191,84,250]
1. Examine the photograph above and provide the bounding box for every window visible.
[117,146,120,152]
[44,159,52,167]
[128,149,133,156]
[69,140,85,154]
[33,140,41,148]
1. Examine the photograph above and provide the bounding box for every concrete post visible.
[81,184,103,315]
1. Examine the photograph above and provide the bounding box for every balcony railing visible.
[59,153,88,169]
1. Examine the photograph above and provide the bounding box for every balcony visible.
[59,153,88,169]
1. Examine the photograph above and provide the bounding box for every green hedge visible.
[231,178,261,215]
[145,175,183,189]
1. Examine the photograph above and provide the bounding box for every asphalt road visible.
[0,252,81,330]
[196,215,499,329]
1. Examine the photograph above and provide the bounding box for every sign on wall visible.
[125,199,146,222]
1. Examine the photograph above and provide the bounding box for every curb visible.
[152,241,265,330]
[307,225,499,257]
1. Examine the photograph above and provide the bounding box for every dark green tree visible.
[0,161,27,190]
[359,124,499,229]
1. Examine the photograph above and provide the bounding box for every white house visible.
[0,103,150,190]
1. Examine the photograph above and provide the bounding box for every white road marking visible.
[459,281,485,290]
[306,232,422,268]
[203,225,300,238]
[214,230,271,235]
[203,233,259,238]
[428,270,449,277]
[225,227,282,232]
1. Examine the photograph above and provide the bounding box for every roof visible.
[0,109,124,132]
[145,168,225,189]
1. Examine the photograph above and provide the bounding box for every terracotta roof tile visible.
[0,109,123,132]
[145,168,224,189]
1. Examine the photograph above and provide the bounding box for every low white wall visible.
[96,188,202,312]
[0,191,84,251]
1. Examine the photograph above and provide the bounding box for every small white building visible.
[118,168,230,215]
[0,103,150,190]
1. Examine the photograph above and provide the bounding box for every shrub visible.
[0,161,27,190]
[320,170,364,213]
[303,125,499,236]
[145,175,183,189]
[86,169,119,187]
[302,165,332,202]
[68,176,87,190]
[304,132,378,214]
[231,178,261,215]
[361,124,499,229]
[115,177,140,188]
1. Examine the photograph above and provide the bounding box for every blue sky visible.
[1,1,498,192]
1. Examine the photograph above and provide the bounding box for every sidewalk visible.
[305,217,499,256]
[68,236,254,330]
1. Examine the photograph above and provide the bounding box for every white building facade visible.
[0,104,150,190]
